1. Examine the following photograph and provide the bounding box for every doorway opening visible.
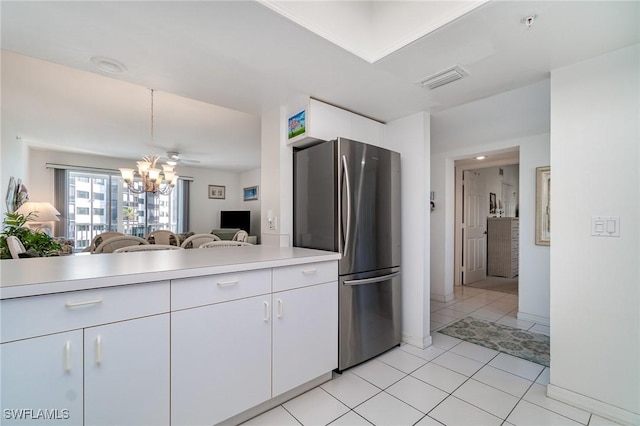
[454,150,520,295]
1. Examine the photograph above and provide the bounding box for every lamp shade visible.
[15,201,61,222]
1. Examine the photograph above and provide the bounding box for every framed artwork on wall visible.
[208,185,225,200]
[489,192,497,214]
[288,109,306,140]
[243,186,259,201]
[535,166,551,246]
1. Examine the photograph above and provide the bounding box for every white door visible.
[84,314,170,426]
[502,182,516,217]
[272,281,338,397]
[1,331,84,425]
[463,170,487,284]
[171,295,272,426]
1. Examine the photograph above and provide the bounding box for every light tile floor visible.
[243,286,620,426]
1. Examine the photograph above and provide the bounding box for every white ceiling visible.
[1,1,638,172]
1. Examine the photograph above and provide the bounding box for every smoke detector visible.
[521,14,537,28]
[417,65,468,90]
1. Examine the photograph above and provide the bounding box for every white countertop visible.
[0,246,340,299]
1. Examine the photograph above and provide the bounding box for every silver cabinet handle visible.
[64,341,71,372]
[217,279,239,287]
[277,299,283,318]
[65,298,102,308]
[263,301,270,322]
[344,271,401,286]
[301,269,317,275]
[96,335,102,366]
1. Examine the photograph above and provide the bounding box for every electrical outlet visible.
[267,217,277,230]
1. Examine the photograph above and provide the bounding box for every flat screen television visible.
[220,210,250,234]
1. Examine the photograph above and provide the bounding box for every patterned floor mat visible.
[438,316,550,367]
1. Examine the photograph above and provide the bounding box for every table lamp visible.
[15,201,60,235]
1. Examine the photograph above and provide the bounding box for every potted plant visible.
[0,212,62,259]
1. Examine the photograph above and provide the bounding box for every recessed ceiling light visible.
[90,56,127,74]
[475,156,487,160]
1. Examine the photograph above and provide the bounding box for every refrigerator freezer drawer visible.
[338,269,401,371]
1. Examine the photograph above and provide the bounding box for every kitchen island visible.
[1,246,340,425]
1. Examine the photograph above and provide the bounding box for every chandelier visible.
[119,89,178,195]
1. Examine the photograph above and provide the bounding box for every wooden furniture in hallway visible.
[487,217,519,278]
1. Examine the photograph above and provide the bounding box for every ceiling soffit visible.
[258,0,489,63]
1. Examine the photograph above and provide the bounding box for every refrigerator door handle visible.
[343,271,401,286]
[342,154,352,258]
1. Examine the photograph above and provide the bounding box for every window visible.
[53,168,190,251]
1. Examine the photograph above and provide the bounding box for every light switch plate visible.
[591,216,620,237]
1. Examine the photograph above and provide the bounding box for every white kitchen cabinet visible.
[0,281,170,426]
[272,281,338,396]
[171,261,338,425]
[171,294,272,426]
[287,98,384,148]
[1,331,84,425]
[2,251,339,426]
[84,314,170,426]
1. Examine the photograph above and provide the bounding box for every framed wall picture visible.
[208,185,226,200]
[288,109,306,140]
[489,192,497,214]
[5,176,16,212]
[535,166,551,246]
[243,186,259,201]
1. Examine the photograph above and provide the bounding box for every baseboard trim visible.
[547,384,639,426]
[220,372,333,425]
[517,311,550,326]
[431,292,455,303]
[402,334,432,349]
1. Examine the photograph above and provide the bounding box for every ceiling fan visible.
[164,151,201,165]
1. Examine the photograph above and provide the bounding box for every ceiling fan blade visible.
[165,151,200,164]
[180,158,201,164]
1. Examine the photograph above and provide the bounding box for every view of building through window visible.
[67,171,182,251]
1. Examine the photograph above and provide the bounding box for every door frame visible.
[454,154,520,287]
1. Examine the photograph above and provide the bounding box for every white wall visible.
[26,148,246,234]
[0,119,28,216]
[384,112,431,348]
[186,166,242,234]
[517,134,550,324]
[430,81,551,320]
[260,107,292,247]
[475,165,519,218]
[431,79,551,154]
[547,45,639,423]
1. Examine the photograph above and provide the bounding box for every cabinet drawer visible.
[273,261,338,292]
[1,281,170,343]
[171,269,271,310]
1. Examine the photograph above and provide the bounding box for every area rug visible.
[439,316,549,367]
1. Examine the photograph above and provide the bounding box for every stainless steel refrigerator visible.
[293,137,401,371]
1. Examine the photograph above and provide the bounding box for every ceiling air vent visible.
[417,65,468,90]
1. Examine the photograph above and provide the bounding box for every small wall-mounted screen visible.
[220,210,250,234]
